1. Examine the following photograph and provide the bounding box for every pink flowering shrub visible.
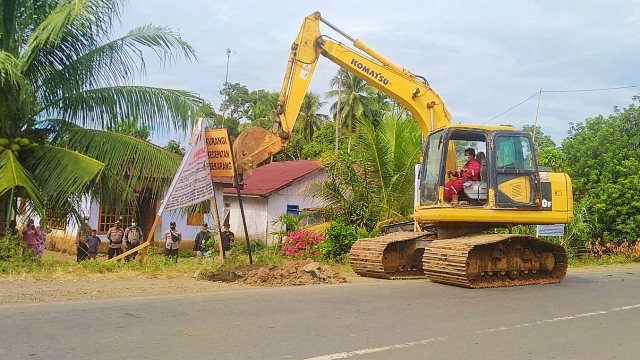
[281,230,323,257]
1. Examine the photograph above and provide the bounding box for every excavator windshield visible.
[420,130,445,206]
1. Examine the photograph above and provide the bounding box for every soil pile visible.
[236,259,347,287]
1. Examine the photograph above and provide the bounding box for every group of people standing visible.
[76,219,143,262]
[8,218,51,259]
[74,219,234,263]
[191,222,235,262]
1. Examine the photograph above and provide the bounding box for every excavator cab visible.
[419,125,543,210]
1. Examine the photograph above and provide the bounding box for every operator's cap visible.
[91,229,97,233]
[115,220,121,225]
[202,222,208,227]
[170,221,176,226]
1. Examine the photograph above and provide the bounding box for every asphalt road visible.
[2,270,639,360]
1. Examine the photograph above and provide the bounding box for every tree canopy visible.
[562,96,640,240]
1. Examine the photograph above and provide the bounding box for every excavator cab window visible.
[493,133,541,207]
[419,130,445,206]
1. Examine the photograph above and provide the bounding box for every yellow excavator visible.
[233,11,572,288]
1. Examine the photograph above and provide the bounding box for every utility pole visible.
[335,68,342,152]
[221,48,235,127]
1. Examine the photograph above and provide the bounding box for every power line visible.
[542,85,640,93]
[483,84,640,124]
[482,92,539,124]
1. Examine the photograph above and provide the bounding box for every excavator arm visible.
[233,11,452,178]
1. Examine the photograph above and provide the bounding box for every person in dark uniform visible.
[75,217,91,262]
[220,223,234,257]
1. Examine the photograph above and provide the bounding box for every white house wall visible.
[224,196,268,242]
[225,168,327,244]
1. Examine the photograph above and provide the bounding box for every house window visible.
[45,208,67,230]
[98,202,135,234]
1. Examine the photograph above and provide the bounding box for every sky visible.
[117,0,640,147]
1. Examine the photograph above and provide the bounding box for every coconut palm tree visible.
[0,0,204,230]
[295,91,329,142]
[325,70,375,133]
[242,101,274,130]
[303,110,422,230]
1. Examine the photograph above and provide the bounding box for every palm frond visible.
[0,51,27,88]
[0,149,44,211]
[21,144,104,208]
[52,127,182,207]
[20,0,123,70]
[35,24,199,108]
[46,85,204,132]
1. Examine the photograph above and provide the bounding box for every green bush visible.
[0,235,40,272]
[319,222,358,261]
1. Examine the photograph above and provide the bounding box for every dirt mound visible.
[236,259,347,287]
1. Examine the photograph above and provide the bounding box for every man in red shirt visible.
[444,148,481,204]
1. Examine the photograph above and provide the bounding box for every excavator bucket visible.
[233,127,272,179]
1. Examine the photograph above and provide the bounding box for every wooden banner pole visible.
[210,194,225,262]
[138,214,161,263]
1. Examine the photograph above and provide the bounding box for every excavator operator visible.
[444,148,481,204]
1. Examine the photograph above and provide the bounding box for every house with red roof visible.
[222,160,327,243]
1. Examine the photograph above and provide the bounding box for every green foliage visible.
[106,119,151,141]
[537,147,566,172]
[296,91,330,141]
[304,113,421,230]
[163,139,186,156]
[271,213,302,240]
[325,70,388,132]
[219,82,251,119]
[521,124,556,151]
[318,222,358,261]
[562,96,640,240]
[0,235,37,272]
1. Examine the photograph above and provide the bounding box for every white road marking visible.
[302,337,448,360]
[303,303,640,360]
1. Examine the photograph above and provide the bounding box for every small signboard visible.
[536,224,565,237]
[205,129,235,178]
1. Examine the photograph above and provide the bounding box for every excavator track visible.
[423,234,568,288]
[349,232,435,279]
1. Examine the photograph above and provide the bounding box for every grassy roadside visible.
[0,246,351,282]
[569,254,640,267]
[3,238,639,282]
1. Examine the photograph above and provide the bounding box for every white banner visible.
[536,224,565,237]
[160,120,215,213]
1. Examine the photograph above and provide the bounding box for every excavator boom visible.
[234,11,450,177]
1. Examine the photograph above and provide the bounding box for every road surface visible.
[2,270,639,359]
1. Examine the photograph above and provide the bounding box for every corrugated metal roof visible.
[224,160,321,197]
